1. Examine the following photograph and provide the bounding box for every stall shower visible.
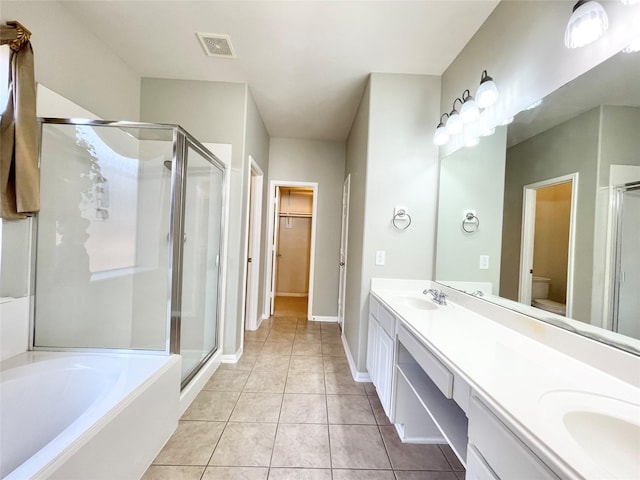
[33,119,226,386]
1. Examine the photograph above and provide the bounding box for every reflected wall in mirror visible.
[435,49,640,355]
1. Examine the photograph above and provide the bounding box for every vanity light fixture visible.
[525,99,543,110]
[620,0,640,5]
[433,113,451,146]
[500,116,514,126]
[564,0,609,49]
[460,89,480,123]
[480,126,496,137]
[446,98,464,135]
[465,136,480,147]
[475,70,498,109]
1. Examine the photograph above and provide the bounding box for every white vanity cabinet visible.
[367,295,395,418]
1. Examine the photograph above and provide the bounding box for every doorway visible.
[519,173,578,318]
[264,181,318,320]
[243,157,264,331]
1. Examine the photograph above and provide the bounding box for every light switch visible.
[375,250,386,266]
[479,255,489,270]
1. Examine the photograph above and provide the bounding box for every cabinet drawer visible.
[377,305,396,337]
[369,295,379,320]
[397,324,453,398]
[466,445,499,480]
[469,396,559,479]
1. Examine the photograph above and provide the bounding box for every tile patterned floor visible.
[143,316,466,480]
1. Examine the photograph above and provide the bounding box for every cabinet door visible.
[377,329,394,417]
[367,315,379,386]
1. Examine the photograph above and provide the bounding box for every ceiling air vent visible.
[197,33,236,58]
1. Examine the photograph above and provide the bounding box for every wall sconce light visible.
[433,113,450,146]
[446,98,464,135]
[621,0,640,5]
[475,70,498,109]
[460,89,480,123]
[623,37,640,53]
[565,0,609,49]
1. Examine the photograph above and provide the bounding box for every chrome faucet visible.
[423,288,447,306]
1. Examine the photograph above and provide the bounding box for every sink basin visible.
[391,295,438,310]
[538,390,640,478]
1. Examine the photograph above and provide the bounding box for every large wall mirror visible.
[435,48,640,355]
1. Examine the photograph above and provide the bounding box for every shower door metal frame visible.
[30,119,227,378]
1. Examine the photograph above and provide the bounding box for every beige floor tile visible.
[266,331,296,343]
[244,329,270,342]
[279,394,327,424]
[202,466,269,479]
[244,341,265,354]
[153,421,225,465]
[291,341,323,356]
[440,444,465,471]
[331,470,395,480]
[379,425,451,470]
[219,354,258,371]
[323,356,349,372]
[261,342,293,355]
[321,343,346,356]
[288,355,324,374]
[364,382,377,395]
[327,394,376,425]
[320,323,340,333]
[229,392,283,422]
[271,424,331,468]
[204,370,250,391]
[296,323,321,333]
[209,423,277,467]
[320,334,343,345]
[368,395,392,426]
[268,468,331,480]
[285,372,325,394]
[324,373,366,395]
[244,370,288,393]
[271,324,298,333]
[393,473,458,480]
[142,465,205,480]
[181,391,240,421]
[253,354,291,372]
[293,332,322,344]
[329,425,391,469]
[455,471,466,480]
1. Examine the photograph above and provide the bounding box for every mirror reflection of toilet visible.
[531,276,566,316]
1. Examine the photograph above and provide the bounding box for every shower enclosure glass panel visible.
[180,143,225,382]
[34,123,174,350]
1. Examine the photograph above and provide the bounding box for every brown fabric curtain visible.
[0,21,39,219]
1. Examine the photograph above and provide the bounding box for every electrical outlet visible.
[479,255,489,270]
[375,250,385,266]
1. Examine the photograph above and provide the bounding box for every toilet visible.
[531,276,566,316]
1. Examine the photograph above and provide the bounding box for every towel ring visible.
[392,210,412,230]
[462,212,479,233]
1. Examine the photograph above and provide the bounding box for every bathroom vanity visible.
[368,278,640,479]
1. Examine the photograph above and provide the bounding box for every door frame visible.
[518,172,578,318]
[243,157,264,331]
[337,175,351,329]
[263,180,318,320]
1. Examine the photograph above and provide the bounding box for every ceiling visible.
[61,1,500,141]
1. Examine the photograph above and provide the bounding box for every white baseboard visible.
[342,333,371,382]
[179,350,221,416]
[221,345,243,363]
[311,315,338,323]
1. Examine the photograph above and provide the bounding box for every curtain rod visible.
[1,21,32,52]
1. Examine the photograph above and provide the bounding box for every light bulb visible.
[565,0,608,49]
[480,126,496,137]
[446,111,463,135]
[465,136,480,147]
[621,0,640,5]
[433,124,450,146]
[526,99,543,110]
[476,71,498,109]
[623,37,640,53]
[500,116,514,126]
[460,91,480,123]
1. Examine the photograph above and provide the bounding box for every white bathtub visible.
[0,351,181,480]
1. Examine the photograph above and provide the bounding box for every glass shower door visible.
[179,141,225,383]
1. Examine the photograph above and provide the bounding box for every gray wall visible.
[140,78,257,356]
[435,127,507,292]
[345,73,441,372]
[268,138,346,317]
[500,108,600,323]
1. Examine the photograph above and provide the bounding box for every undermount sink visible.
[538,390,640,478]
[391,295,438,310]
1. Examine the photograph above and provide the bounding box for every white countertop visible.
[370,278,640,480]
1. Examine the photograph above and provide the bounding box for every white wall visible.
[345,73,441,372]
[267,138,346,317]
